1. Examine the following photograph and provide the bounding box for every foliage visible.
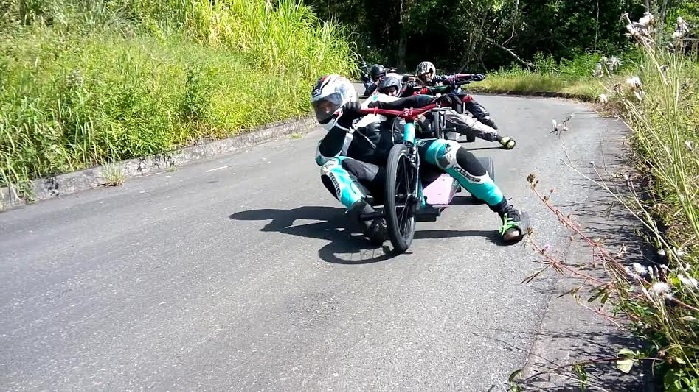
[0,0,355,193]
[507,10,699,390]
[617,18,699,387]
[304,0,697,74]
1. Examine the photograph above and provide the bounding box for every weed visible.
[0,0,356,197]
[101,163,125,186]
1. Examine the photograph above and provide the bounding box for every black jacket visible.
[315,95,436,166]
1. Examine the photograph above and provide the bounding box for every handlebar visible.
[358,104,438,121]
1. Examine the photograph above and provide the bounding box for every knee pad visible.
[424,139,460,170]
[422,140,504,205]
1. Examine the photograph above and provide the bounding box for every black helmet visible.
[369,64,386,81]
[377,75,402,96]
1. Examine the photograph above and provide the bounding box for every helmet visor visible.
[418,71,434,83]
[312,92,343,123]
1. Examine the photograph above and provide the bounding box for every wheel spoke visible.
[394,153,415,236]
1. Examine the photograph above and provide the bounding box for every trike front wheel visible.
[385,144,419,254]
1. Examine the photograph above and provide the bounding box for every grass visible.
[470,72,604,100]
[469,52,644,101]
[498,20,699,391]
[0,0,356,196]
[101,163,125,186]
[615,44,699,391]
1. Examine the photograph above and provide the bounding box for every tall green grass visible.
[500,22,699,390]
[469,52,644,100]
[473,22,699,389]
[615,45,699,391]
[0,0,356,196]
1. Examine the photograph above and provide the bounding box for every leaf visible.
[508,368,522,382]
[617,358,634,373]
[588,287,606,302]
[616,348,637,373]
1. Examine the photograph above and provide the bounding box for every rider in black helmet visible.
[362,64,388,96]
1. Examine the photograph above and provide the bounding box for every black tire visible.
[466,133,476,143]
[385,144,418,254]
[470,156,495,204]
[432,109,445,139]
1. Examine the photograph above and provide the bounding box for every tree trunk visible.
[396,0,410,71]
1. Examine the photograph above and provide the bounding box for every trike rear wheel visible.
[385,144,418,254]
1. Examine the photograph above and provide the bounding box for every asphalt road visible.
[0,88,632,391]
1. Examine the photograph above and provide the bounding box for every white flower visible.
[626,76,642,90]
[593,63,603,78]
[658,249,666,256]
[608,56,622,68]
[678,274,698,288]
[639,13,655,27]
[632,263,648,275]
[651,282,671,295]
[685,140,693,150]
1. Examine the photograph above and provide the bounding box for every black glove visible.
[433,93,459,109]
[366,100,380,108]
[403,81,418,91]
[470,73,486,82]
[337,101,362,127]
[343,101,361,115]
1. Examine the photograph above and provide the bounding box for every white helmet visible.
[415,61,436,83]
[311,74,357,130]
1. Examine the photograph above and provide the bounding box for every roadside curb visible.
[0,115,317,212]
[470,89,596,102]
[0,90,595,212]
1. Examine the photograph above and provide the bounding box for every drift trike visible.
[356,104,496,254]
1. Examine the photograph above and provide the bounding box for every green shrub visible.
[0,0,356,193]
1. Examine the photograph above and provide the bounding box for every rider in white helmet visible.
[311,74,527,245]
[411,61,516,149]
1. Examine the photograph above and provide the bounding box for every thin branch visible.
[485,37,535,69]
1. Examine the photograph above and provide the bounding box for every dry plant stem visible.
[530,182,699,314]
[558,146,678,261]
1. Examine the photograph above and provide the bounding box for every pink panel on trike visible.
[422,174,458,207]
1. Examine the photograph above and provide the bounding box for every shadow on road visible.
[229,206,393,264]
[229,206,504,264]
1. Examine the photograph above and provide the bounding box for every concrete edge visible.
[0,115,317,212]
[0,89,599,213]
[470,89,597,102]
